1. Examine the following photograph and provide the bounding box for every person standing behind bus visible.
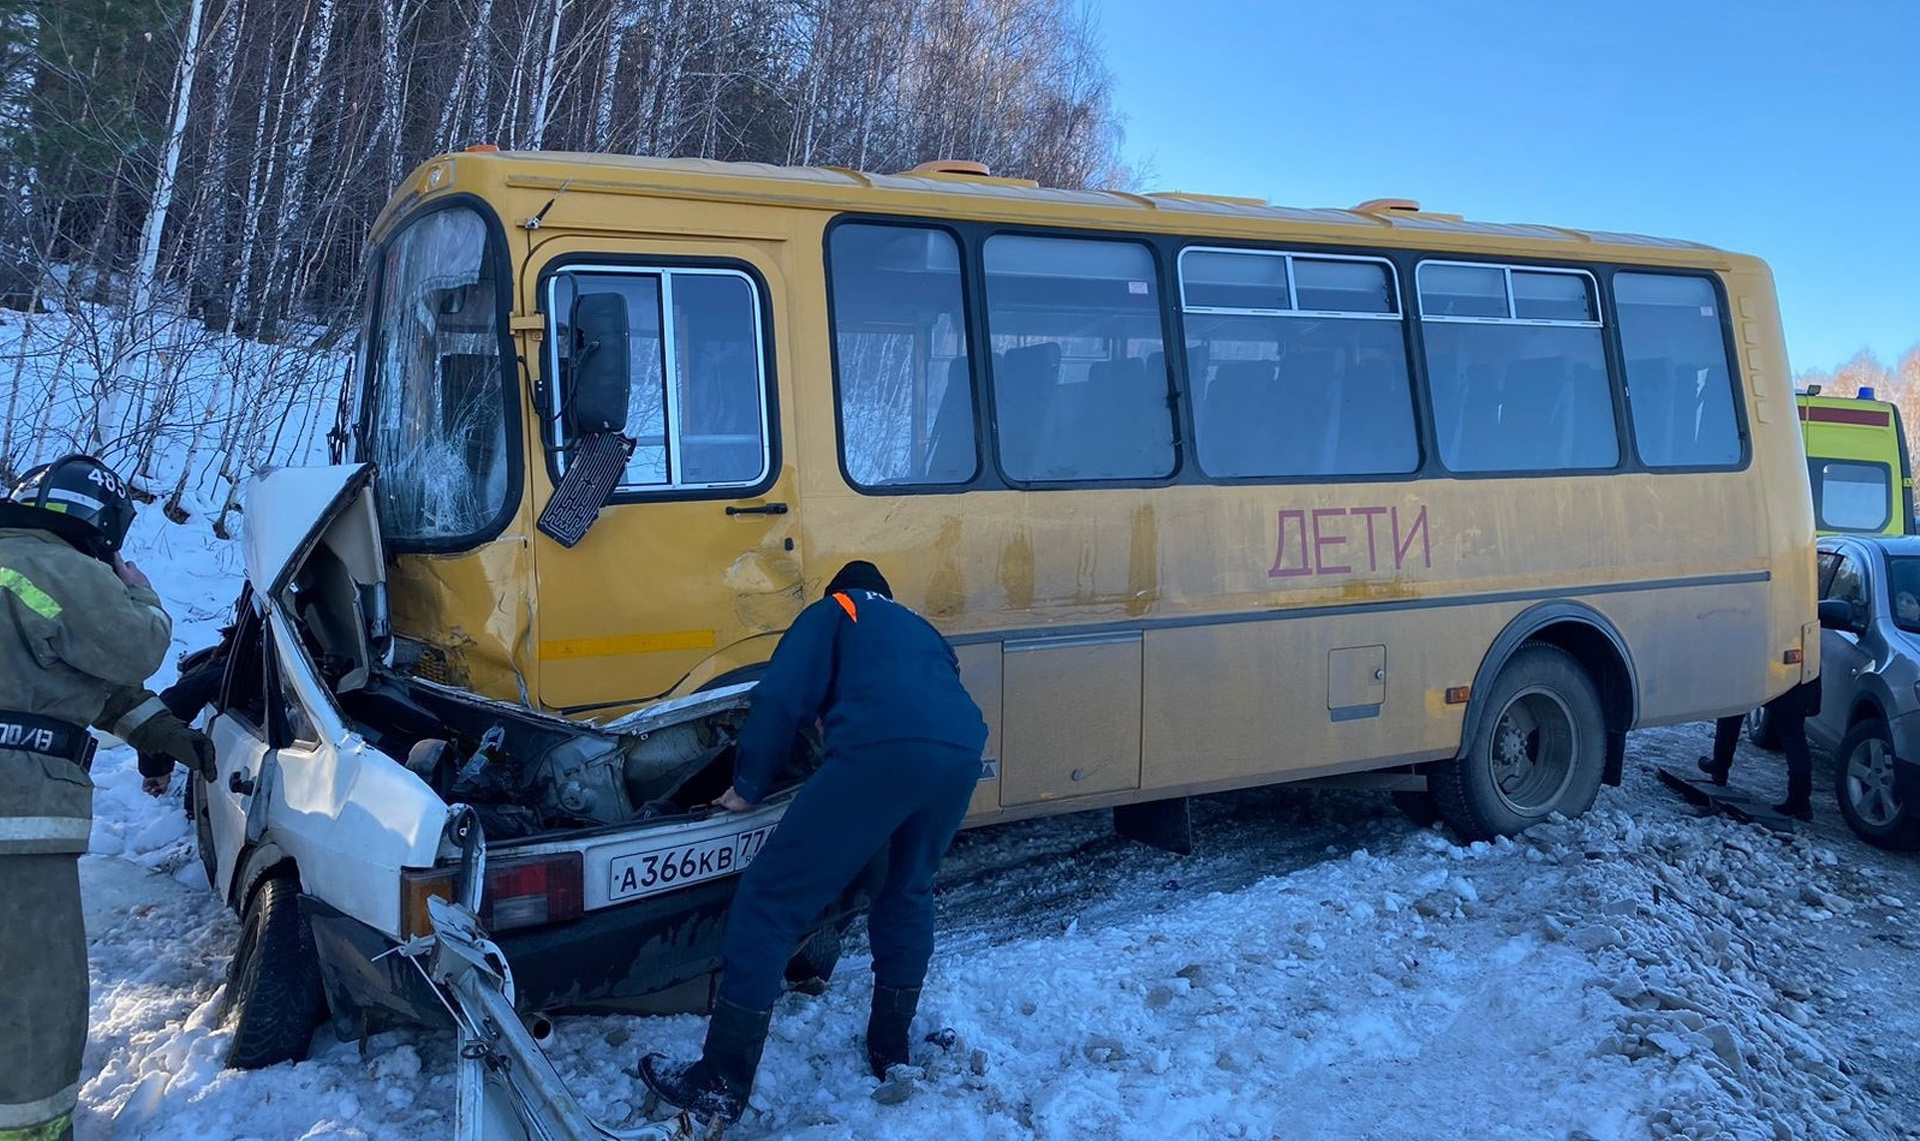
[640,560,988,1125]
[1698,679,1820,821]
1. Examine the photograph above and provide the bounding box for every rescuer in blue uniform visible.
[641,561,988,1123]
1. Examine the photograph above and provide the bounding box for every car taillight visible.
[400,867,458,939]
[482,853,584,931]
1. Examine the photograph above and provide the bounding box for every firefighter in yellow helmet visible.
[0,455,215,1141]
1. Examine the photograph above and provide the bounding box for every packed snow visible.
[52,510,1920,1141]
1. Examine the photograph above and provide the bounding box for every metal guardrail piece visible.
[420,895,694,1141]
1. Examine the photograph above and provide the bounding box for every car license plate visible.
[608,825,774,902]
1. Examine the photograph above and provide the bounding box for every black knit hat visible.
[825,560,892,599]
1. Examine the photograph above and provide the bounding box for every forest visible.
[0,0,1127,497]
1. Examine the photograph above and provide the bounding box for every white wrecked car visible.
[190,464,862,1135]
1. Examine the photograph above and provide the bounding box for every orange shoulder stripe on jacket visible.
[831,592,858,622]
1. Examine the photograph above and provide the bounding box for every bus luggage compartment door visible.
[1000,632,1144,806]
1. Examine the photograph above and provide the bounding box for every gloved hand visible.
[129,714,218,782]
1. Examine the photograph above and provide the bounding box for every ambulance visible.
[1799,386,1916,537]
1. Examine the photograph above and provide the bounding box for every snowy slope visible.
[66,512,1920,1141]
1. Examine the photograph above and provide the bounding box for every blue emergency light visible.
[1859,387,1877,401]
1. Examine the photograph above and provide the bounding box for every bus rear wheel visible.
[1433,645,1607,842]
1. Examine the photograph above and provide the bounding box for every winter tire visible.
[1391,789,1441,828]
[1746,705,1782,751]
[1432,644,1607,842]
[784,922,844,992]
[1833,719,1920,851]
[221,875,328,1069]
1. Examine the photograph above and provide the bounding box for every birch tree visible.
[263,0,341,321]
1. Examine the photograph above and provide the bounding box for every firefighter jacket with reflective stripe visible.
[0,527,174,854]
[731,589,988,803]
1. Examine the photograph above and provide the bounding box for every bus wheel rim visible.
[1489,686,1577,815]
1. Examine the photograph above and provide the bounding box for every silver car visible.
[1781,534,1920,848]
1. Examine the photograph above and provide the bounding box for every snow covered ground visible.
[57,511,1920,1140]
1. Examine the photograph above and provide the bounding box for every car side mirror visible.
[562,292,630,440]
[1818,598,1860,632]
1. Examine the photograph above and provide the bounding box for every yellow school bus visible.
[1797,388,1915,536]
[343,150,1816,842]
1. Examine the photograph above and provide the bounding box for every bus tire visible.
[1434,644,1607,841]
[1833,719,1920,851]
[221,875,327,1069]
[1746,705,1782,752]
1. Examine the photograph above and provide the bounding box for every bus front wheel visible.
[1433,645,1607,842]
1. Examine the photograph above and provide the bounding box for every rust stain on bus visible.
[1126,503,1159,617]
[925,517,966,618]
[999,529,1036,612]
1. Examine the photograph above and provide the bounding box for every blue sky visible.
[1095,0,1917,375]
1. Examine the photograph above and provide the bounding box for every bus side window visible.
[547,268,771,494]
[1178,249,1417,480]
[984,235,1174,483]
[674,275,765,486]
[829,224,978,488]
[1616,272,1742,469]
[1418,263,1615,474]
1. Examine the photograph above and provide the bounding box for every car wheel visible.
[784,922,845,994]
[1432,644,1607,842]
[1390,789,1441,828]
[1746,705,1782,751]
[221,875,328,1069]
[1833,719,1920,851]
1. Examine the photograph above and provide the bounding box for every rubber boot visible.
[1773,797,1814,822]
[866,985,921,1079]
[1775,753,1814,821]
[1695,756,1729,787]
[639,998,772,1124]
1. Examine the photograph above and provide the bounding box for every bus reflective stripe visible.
[0,818,91,845]
[832,592,859,622]
[0,569,61,620]
[0,1081,78,1129]
[537,630,716,660]
[110,695,168,739]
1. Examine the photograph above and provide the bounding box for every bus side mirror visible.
[1818,598,1859,632]
[563,292,630,439]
